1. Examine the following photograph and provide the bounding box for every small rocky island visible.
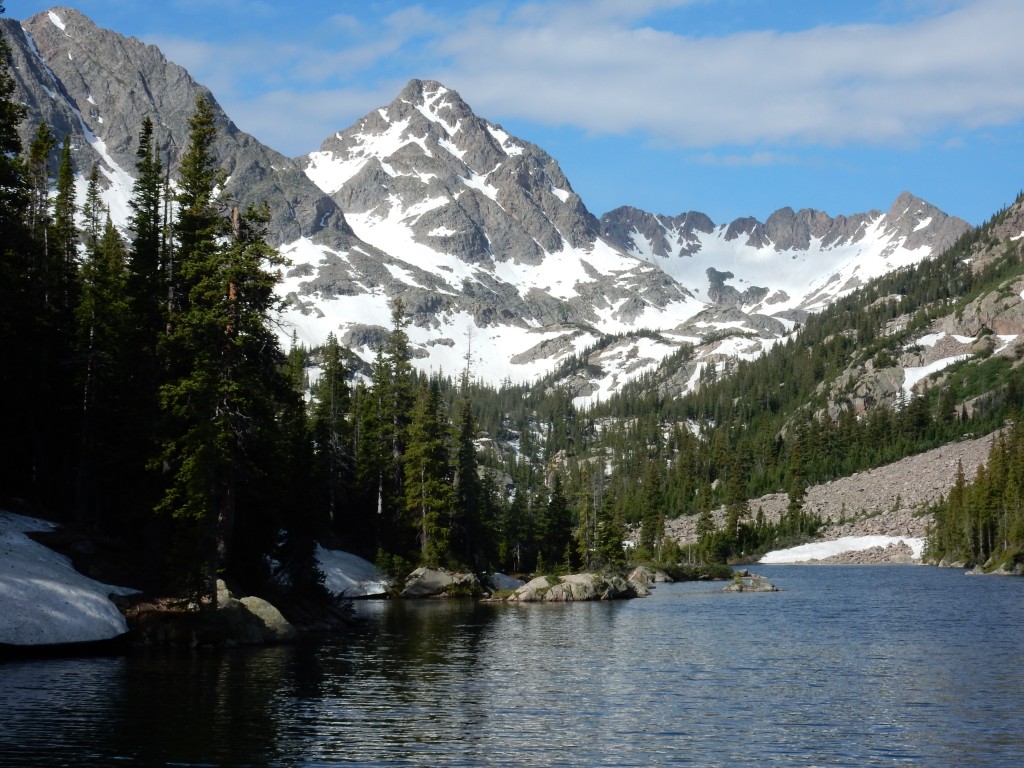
[723,573,780,592]
[505,572,651,602]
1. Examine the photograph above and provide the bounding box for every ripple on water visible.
[1,567,1023,766]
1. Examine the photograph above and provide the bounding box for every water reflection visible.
[2,568,1023,766]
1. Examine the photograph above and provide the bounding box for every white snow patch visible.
[462,172,500,201]
[551,187,571,203]
[995,334,1020,354]
[913,216,933,232]
[47,10,67,31]
[916,332,945,347]
[760,535,924,564]
[487,125,524,156]
[438,137,465,159]
[316,546,389,598]
[0,511,138,646]
[903,354,970,396]
[304,151,366,193]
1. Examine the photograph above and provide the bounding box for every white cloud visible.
[149,0,1024,156]
[439,0,1024,147]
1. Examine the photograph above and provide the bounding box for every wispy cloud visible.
[151,0,1024,157]
[693,151,803,167]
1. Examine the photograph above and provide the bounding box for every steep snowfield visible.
[627,215,934,314]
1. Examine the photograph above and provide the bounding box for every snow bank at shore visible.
[0,510,138,647]
[0,510,390,647]
[316,545,390,598]
[760,535,925,564]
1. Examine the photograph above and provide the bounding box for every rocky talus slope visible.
[666,431,998,549]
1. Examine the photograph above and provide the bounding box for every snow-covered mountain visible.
[283,78,968,399]
[6,8,972,403]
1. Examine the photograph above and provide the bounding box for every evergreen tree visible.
[127,117,166,342]
[358,299,416,558]
[638,460,666,559]
[500,484,533,574]
[723,456,750,551]
[452,396,486,570]
[25,120,55,239]
[82,164,103,247]
[594,486,627,570]
[52,136,79,317]
[310,333,353,534]
[74,215,129,528]
[157,97,290,601]
[538,471,573,569]
[403,378,454,566]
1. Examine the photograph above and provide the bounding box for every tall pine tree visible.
[157,97,290,601]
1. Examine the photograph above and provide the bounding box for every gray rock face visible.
[8,8,351,248]
[883,191,969,254]
[292,77,691,340]
[599,207,714,259]
[627,566,673,585]
[938,276,1024,338]
[705,268,769,307]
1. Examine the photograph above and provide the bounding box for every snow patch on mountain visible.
[47,10,67,31]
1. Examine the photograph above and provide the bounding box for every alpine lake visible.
[1,565,1022,767]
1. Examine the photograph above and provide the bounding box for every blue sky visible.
[12,0,1024,225]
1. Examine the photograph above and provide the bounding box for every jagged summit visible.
[303,78,599,263]
[7,7,351,247]
[599,191,969,317]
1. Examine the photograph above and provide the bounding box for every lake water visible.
[1,566,1023,767]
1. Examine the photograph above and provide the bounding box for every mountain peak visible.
[31,6,91,29]
[399,78,457,104]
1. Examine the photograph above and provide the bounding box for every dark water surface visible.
[1,566,1023,767]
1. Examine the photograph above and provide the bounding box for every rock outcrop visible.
[804,540,917,565]
[126,581,297,647]
[400,567,482,598]
[506,573,650,602]
[627,566,673,586]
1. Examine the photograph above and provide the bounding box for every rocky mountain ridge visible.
[6,7,972,399]
[5,7,353,247]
